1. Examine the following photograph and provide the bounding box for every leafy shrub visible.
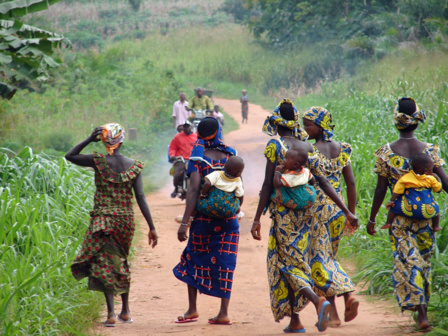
[66,30,104,49]
[44,132,74,152]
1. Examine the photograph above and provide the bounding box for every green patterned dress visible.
[374,143,444,311]
[71,152,144,294]
[264,138,323,322]
[308,143,355,297]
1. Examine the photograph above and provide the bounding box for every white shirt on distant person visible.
[172,100,190,127]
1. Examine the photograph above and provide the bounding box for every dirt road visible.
[101,98,417,335]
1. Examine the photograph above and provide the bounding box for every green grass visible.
[0,148,103,335]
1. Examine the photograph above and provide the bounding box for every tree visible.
[0,0,71,99]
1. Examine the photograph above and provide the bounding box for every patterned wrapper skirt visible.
[173,213,239,299]
[267,202,314,322]
[390,215,434,311]
[308,202,355,297]
[71,210,135,294]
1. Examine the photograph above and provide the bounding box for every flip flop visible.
[117,313,133,323]
[102,317,116,327]
[175,315,198,323]
[344,297,359,322]
[208,317,232,325]
[283,326,306,333]
[317,299,331,332]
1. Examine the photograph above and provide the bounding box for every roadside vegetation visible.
[1,0,447,334]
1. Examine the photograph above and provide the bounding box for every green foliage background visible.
[1,0,448,334]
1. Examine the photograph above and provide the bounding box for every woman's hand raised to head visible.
[251,221,262,240]
[148,230,158,248]
[89,127,103,142]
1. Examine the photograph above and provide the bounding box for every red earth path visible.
[100,98,419,336]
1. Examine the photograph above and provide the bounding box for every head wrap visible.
[262,99,308,140]
[393,97,426,130]
[189,117,237,163]
[99,123,125,155]
[303,106,335,141]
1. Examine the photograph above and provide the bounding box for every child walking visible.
[382,153,442,231]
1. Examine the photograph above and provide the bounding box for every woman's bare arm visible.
[367,175,389,236]
[65,127,103,167]
[251,159,275,240]
[177,171,201,242]
[133,174,157,247]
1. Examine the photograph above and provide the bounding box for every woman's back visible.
[389,139,427,159]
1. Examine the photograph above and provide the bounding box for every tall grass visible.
[0,148,102,335]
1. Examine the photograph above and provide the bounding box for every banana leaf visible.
[0,0,62,19]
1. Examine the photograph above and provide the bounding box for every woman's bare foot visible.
[433,225,442,232]
[328,305,341,327]
[208,316,232,325]
[175,310,199,323]
[117,313,133,323]
[103,315,116,327]
[418,320,431,331]
[344,296,359,322]
[286,313,305,331]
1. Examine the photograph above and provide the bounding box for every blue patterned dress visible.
[173,154,239,299]
[264,138,324,322]
[308,143,355,297]
[374,143,444,311]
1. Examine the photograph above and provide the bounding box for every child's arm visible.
[308,176,316,186]
[386,192,400,209]
[431,173,443,193]
[199,178,212,198]
[237,196,244,206]
[273,165,284,188]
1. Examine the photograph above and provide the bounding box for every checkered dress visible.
[71,152,144,294]
[173,154,239,299]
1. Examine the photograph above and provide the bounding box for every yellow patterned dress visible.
[374,143,444,311]
[308,143,355,297]
[264,138,324,322]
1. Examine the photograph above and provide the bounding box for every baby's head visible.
[411,153,434,175]
[284,148,308,171]
[224,156,245,178]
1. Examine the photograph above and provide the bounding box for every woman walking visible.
[302,107,358,327]
[251,99,358,333]
[173,117,239,325]
[66,123,158,327]
[367,97,448,330]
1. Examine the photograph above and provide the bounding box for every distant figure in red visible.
[169,121,198,199]
[240,89,248,124]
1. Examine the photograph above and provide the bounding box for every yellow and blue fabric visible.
[393,97,426,130]
[303,106,335,142]
[390,170,441,219]
[99,123,125,156]
[173,119,239,299]
[308,143,356,297]
[374,143,444,311]
[262,99,309,140]
[263,137,324,322]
